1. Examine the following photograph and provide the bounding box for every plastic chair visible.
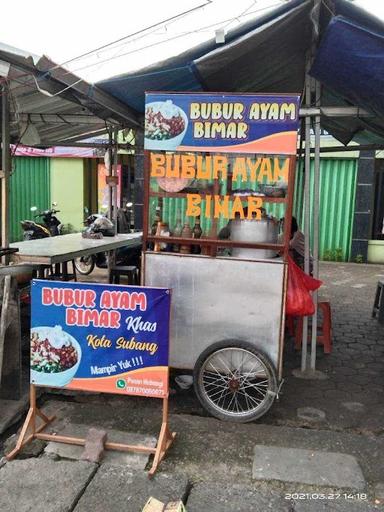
[292,300,332,354]
[110,265,139,285]
[46,261,77,282]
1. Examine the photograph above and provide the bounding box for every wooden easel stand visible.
[7,384,176,477]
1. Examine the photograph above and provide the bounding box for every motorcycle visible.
[74,205,140,276]
[74,214,113,275]
[20,203,62,240]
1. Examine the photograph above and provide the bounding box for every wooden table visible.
[10,232,142,265]
[1,234,142,399]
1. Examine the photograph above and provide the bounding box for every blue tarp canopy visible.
[100,65,203,114]
[99,0,311,111]
[99,0,384,145]
[311,13,384,144]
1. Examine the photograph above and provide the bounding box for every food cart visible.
[142,92,300,422]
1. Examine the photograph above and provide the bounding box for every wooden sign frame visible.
[7,383,176,477]
[7,282,175,477]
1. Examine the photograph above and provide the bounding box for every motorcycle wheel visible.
[74,255,95,275]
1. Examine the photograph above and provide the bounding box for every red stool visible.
[292,301,332,354]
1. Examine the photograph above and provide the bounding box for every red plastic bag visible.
[286,256,322,316]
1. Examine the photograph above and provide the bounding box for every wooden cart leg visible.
[148,397,176,478]
[6,385,55,461]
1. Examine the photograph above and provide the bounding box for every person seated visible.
[278,217,313,272]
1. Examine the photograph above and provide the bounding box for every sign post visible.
[144,92,300,154]
[7,280,175,476]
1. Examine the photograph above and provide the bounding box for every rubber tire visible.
[74,256,95,275]
[193,340,278,423]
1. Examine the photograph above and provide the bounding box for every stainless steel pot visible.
[230,218,278,260]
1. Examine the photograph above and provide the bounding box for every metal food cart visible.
[142,92,299,423]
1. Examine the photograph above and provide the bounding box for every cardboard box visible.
[165,501,186,512]
[142,498,186,512]
[142,497,165,512]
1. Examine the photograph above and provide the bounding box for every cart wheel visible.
[194,340,277,423]
[74,256,95,275]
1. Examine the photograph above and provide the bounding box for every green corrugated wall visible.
[10,157,51,242]
[294,158,357,261]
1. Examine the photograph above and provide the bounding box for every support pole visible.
[107,128,113,221]
[113,127,119,235]
[106,127,114,283]
[301,65,311,372]
[310,79,321,370]
[1,84,11,255]
[134,131,144,231]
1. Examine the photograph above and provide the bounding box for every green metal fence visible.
[10,157,51,242]
[294,158,357,261]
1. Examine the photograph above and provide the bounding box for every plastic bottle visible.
[172,210,183,252]
[180,221,192,254]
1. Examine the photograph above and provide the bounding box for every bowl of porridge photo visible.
[145,100,188,150]
[30,325,81,387]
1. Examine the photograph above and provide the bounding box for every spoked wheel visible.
[194,340,278,423]
[74,255,95,275]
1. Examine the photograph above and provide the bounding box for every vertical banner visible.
[30,280,171,398]
[98,163,122,212]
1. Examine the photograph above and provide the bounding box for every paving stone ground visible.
[252,445,365,490]
[0,459,96,512]
[0,262,383,511]
[273,262,384,433]
[73,467,188,512]
[187,482,290,512]
[187,482,381,512]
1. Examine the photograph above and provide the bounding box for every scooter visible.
[20,203,62,240]
[74,204,140,276]
[74,213,113,275]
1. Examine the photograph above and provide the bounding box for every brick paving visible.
[152,262,384,433]
[270,262,384,432]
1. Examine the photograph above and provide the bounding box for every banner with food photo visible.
[30,280,171,398]
[144,92,300,154]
